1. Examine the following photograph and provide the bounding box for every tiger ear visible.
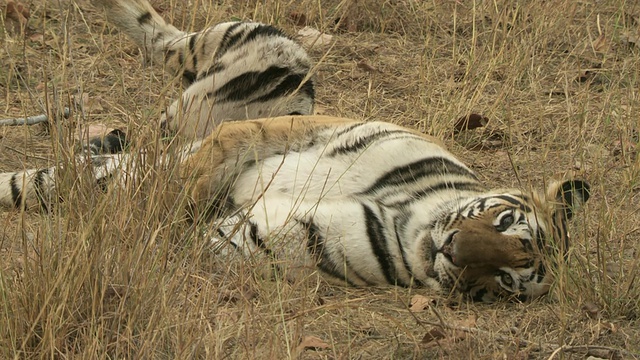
[546,179,591,220]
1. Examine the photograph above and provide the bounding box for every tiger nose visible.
[442,236,458,266]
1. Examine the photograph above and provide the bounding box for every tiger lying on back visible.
[0,115,590,302]
[96,0,314,138]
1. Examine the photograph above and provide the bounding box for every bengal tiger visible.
[0,115,590,302]
[95,0,314,138]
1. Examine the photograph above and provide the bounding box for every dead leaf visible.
[333,14,359,33]
[582,301,600,319]
[620,31,640,48]
[297,335,330,351]
[421,327,446,344]
[5,0,30,34]
[454,113,488,134]
[409,294,435,312]
[289,11,308,26]
[297,26,333,49]
[357,60,379,73]
[592,33,611,54]
[217,286,258,304]
[29,33,44,44]
[421,326,467,349]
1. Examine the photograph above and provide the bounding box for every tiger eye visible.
[496,213,515,232]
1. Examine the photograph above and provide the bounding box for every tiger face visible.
[430,180,590,302]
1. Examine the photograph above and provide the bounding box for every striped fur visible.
[0,115,589,302]
[95,0,314,138]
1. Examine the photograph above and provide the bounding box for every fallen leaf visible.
[297,26,333,49]
[421,327,446,344]
[5,0,30,34]
[289,11,308,26]
[410,294,435,312]
[454,113,488,134]
[620,31,640,48]
[592,33,611,54]
[421,326,467,349]
[333,14,359,33]
[582,301,600,319]
[29,33,44,44]
[297,335,330,351]
[217,286,258,304]
[357,60,379,73]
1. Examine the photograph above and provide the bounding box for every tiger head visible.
[430,179,590,302]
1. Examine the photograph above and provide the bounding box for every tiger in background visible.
[96,0,314,139]
[0,114,590,302]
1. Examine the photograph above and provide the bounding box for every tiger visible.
[0,115,590,302]
[95,0,315,139]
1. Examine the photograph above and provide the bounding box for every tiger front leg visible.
[182,115,359,218]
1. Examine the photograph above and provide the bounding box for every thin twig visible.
[0,107,70,126]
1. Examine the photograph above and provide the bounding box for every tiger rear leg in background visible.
[95,0,315,140]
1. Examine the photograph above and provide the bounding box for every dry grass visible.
[1,0,639,358]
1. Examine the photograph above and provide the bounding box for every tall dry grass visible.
[0,0,639,358]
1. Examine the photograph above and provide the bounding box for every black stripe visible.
[327,129,407,157]
[215,22,245,56]
[535,227,546,255]
[247,74,313,105]
[137,12,152,25]
[389,181,484,207]
[188,34,199,82]
[363,204,405,286]
[337,123,366,136]
[237,24,285,48]
[96,173,113,192]
[301,78,315,99]
[300,219,361,286]
[10,173,22,208]
[183,70,196,85]
[249,221,271,255]
[213,66,289,103]
[393,213,424,287]
[197,62,226,81]
[178,53,184,67]
[33,169,50,211]
[361,157,478,195]
[188,33,198,54]
[152,31,164,44]
[491,195,532,212]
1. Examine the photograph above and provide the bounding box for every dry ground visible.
[1,0,639,358]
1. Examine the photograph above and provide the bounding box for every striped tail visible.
[95,0,186,71]
[0,168,56,210]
